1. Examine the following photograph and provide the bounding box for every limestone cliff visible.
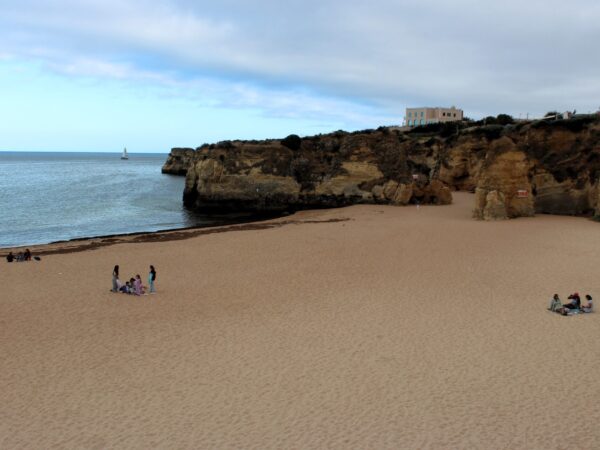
[472,116,600,219]
[162,148,196,175]
[181,131,453,213]
[170,115,600,218]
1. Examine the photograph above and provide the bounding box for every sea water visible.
[0,152,207,248]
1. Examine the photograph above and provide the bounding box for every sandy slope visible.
[1,193,599,449]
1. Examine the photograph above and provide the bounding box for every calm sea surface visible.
[0,152,209,248]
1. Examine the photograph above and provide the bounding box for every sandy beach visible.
[1,192,599,449]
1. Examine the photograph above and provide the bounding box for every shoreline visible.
[0,211,288,254]
[0,211,350,256]
[3,200,597,256]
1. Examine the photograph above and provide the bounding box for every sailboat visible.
[121,147,129,160]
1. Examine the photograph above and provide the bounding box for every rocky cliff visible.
[169,115,600,219]
[471,116,600,219]
[162,148,196,175]
[180,131,453,213]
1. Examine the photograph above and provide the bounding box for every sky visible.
[1,0,599,152]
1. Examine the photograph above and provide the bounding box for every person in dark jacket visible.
[111,265,120,292]
[564,293,581,310]
[148,265,157,293]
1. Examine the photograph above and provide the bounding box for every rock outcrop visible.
[471,138,535,219]
[181,134,453,212]
[170,115,600,219]
[472,117,600,219]
[162,148,196,175]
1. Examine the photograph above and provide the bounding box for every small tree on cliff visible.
[496,114,514,125]
[281,134,302,151]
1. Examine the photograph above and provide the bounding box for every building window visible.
[420,119,425,125]
[408,112,412,117]
[420,111,424,117]
[453,113,456,117]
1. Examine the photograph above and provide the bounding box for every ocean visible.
[0,151,210,248]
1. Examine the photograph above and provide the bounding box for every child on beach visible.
[119,280,130,293]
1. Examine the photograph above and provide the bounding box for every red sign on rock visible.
[517,190,528,198]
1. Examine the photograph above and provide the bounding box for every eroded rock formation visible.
[181,132,454,213]
[168,115,600,219]
[162,148,196,175]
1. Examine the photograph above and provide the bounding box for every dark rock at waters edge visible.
[165,115,600,219]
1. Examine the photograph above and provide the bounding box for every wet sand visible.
[1,192,599,449]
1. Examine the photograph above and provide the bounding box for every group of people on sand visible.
[548,292,593,315]
[6,249,34,262]
[111,264,157,295]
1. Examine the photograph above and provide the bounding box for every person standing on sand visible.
[148,265,157,294]
[112,265,119,292]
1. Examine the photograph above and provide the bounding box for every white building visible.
[405,106,463,127]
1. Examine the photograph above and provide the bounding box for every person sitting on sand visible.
[581,295,593,313]
[119,280,129,294]
[564,293,581,310]
[6,252,14,263]
[16,252,25,262]
[556,293,582,315]
[134,275,145,296]
[548,294,562,312]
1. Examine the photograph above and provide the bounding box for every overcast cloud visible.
[1,0,599,146]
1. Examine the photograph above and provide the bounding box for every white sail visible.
[121,147,128,159]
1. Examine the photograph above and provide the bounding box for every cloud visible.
[1,0,599,121]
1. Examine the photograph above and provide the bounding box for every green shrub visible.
[496,114,515,125]
[468,124,504,140]
[281,134,302,151]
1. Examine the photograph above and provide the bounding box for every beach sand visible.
[1,192,599,449]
